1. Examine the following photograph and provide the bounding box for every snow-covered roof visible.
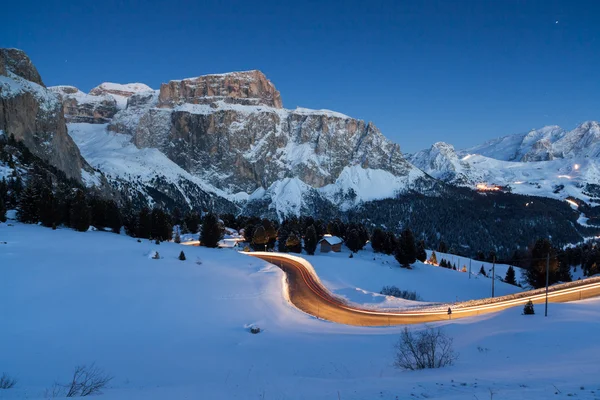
[319,235,343,245]
[218,239,240,248]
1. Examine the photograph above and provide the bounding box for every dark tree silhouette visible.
[285,232,302,253]
[345,229,362,253]
[201,213,223,248]
[395,229,417,268]
[416,240,427,262]
[525,238,559,289]
[504,265,517,286]
[252,225,269,251]
[304,225,318,255]
[69,190,91,232]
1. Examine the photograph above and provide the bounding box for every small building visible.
[319,235,343,253]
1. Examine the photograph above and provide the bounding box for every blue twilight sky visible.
[1,0,599,152]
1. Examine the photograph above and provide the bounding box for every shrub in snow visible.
[151,251,160,260]
[46,363,112,397]
[394,327,457,370]
[250,326,261,334]
[154,239,160,245]
[178,251,186,261]
[523,300,535,315]
[0,373,17,389]
[479,265,487,277]
[380,286,421,301]
[349,253,353,258]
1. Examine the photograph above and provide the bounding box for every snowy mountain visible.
[409,122,600,205]
[54,68,433,216]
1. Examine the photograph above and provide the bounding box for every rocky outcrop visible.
[89,82,153,109]
[521,139,554,162]
[158,70,282,109]
[0,49,83,181]
[49,85,118,124]
[0,48,44,86]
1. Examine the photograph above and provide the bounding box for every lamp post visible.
[545,253,550,317]
[491,256,496,298]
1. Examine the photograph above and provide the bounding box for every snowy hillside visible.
[2,221,600,399]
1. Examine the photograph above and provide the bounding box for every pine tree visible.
[504,265,517,285]
[285,233,302,253]
[181,221,189,234]
[383,232,397,255]
[201,213,223,248]
[184,211,201,233]
[438,241,448,253]
[243,224,256,243]
[416,240,427,262]
[525,238,559,289]
[428,250,438,265]
[304,225,318,255]
[17,179,40,223]
[370,228,386,253]
[38,186,58,228]
[345,229,362,253]
[106,200,122,234]
[137,207,152,239]
[262,219,277,249]
[277,224,290,252]
[0,194,6,222]
[172,207,183,226]
[558,258,572,283]
[178,251,186,261]
[151,208,172,242]
[395,229,417,268]
[479,265,487,277]
[69,190,91,232]
[252,225,269,251]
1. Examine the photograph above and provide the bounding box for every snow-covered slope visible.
[3,221,600,400]
[67,123,241,212]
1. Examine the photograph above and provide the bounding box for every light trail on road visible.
[246,252,600,326]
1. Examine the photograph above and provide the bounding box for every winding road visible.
[247,252,600,326]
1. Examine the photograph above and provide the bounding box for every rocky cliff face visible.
[49,85,118,124]
[0,49,83,182]
[109,71,421,198]
[157,70,283,108]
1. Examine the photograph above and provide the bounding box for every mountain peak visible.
[158,70,282,109]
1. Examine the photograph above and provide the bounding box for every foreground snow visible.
[1,223,600,399]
